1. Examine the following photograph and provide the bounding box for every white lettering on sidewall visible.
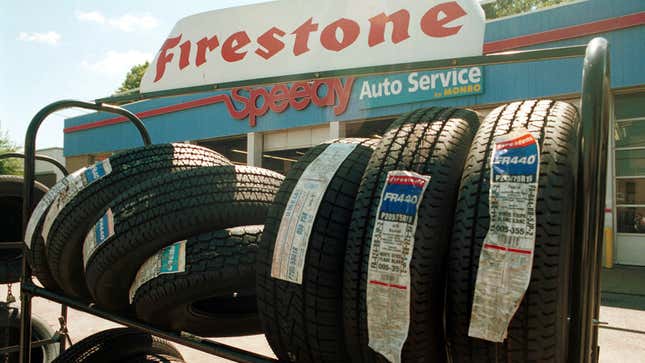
[493,155,537,165]
[383,192,419,204]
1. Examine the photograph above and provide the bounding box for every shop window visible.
[615,119,645,148]
[617,206,645,234]
[615,116,645,234]
[615,149,645,177]
[616,178,645,204]
[616,179,645,233]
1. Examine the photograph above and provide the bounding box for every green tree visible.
[482,0,575,19]
[116,61,149,94]
[0,131,22,175]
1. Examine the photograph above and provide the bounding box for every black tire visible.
[52,327,182,363]
[0,175,48,284]
[445,100,578,362]
[121,354,184,363]
[1,302,59,363]
[25,175,80,291]
[131,225,264,337]
[29,222,60,291]
[46,143,231,299]
[256,138,378,363]
[84,165,284,311]
[343,107,480,363]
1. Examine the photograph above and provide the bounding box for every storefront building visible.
[64,0,645,266]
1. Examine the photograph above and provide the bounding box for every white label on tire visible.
[40,168,87,243]
[468,129,540,342]
[25,171,81,248]
[366,171,430,363]
[82,209,115,268]
[129,240,187,303]
[41,159,112,242]
[271,142,358,284]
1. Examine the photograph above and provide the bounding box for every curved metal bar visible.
[19,100,151,363]
[0,152,69,176]
[569,37,611,363]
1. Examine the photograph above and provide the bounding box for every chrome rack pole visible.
[568,37,611,363]
[19,100,151,363]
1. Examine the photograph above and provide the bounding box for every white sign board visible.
[140,0,485,93]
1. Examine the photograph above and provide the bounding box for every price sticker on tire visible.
[469,129,540,342]
[366,171,430,363]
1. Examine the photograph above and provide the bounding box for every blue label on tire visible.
[160,243,183,273]
[492,134,539,182]
[83,159,112,185]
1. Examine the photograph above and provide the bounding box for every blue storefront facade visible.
[65,0,645,266]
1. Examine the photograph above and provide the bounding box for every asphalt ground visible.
[1,268,644,362]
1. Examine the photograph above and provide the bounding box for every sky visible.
[0,0,268,149]
[0,0,493,150]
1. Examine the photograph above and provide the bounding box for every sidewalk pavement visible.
[0,284,275,363]
[1,265,644,362]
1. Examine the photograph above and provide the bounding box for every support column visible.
[247,132,263,167]
[329,121,346,140]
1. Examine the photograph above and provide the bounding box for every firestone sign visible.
[140,0,486,93]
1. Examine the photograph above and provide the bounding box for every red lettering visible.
[332,77,354,116]
[255,27,286,60]
[289,82,311,110]
[154,35,182,82]
[421,1,467,38]
[196,35,219,67]
[311,80,334,107]
[292,18,318,56]
[320,18,360,52]
[179,41,191,69]
[190,78,354,127]
[248,88,270,127]
[368,10,411,47]
[222,31,251,62]
[230,88,250,120]
[269,85,289,113]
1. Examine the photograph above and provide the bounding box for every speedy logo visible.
[215,77,354,127]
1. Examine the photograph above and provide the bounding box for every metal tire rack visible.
[0,152,70,358]
[4,37,610,363]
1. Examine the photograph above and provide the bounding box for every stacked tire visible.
[0,175,48,284]
[52,328,183,363]
[26,143,283,338]
[21,99,580,361]
[257,138,380,362]
[446,100,578,362]
[257,101,580,363]
[1,302,59,363]
[257,109,480,363]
